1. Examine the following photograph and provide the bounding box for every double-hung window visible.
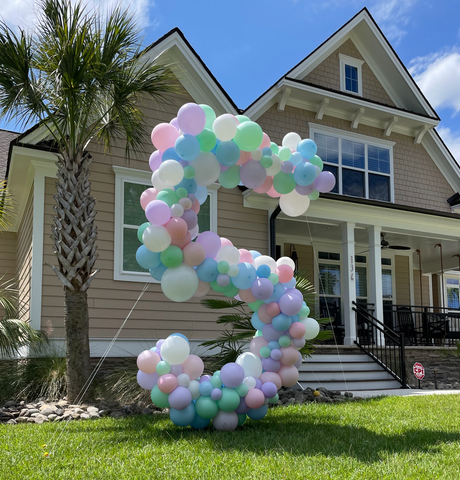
[113,166,218,282]
[309,124,394,202]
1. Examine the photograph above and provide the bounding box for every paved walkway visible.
[350,389,460,398]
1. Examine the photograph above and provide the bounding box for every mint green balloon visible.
[237,413,247,426]
[260,155,273,169]
[210,375,222,388]
[270,142,279,154]
[137,222,150,243]
[217,261,230,274]
[260,346,271,358]
[299,305,310,317]
[268,273,279,285]
[196,128,217,152]
[218,165,240,189]
[279,335,291,348]
[217,387,240,412]
[235,383,249,397]
[151,385,170,408]
[200,104,216,130]
[273,172,296,194]
[157,189,179,207]
[195,395,219,419]
[248,300,263,311]
[223,283,239,298]
[176,187,188,199]
[210,280,227,293]
[310,155,323,171]
[278,146,292,161]
[255,330,263,337]
[309,190,320,201]
[160,245,183,268]
[233,121,264,152]
[184,166,195,179]
[269,393,279,404]
[235,115,251,123]
[156,360,171,375]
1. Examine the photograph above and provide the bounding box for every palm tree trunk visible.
[47,150,99,402]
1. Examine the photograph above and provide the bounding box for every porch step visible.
[299,352,402,391]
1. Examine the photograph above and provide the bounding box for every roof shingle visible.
[0,130,19,181]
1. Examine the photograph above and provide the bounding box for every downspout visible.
[269,205,281,260]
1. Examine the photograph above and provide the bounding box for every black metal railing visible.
[352,301,409,388]
[380,304,460,346]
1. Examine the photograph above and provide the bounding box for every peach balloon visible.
[165,217,188,239]
[193,280,210,298]
[257,304,273,324]
[245,388,265,409]
[278,365,299,387]
[276,264,294,284]
[250,337,268,356]
[239,288,257,304]
[137,350,161,374]
[181,354,204,380]
[191,200,200,214]
[253,176,273,194]
[140,188,158,210]
[170,232,191,249]
[289,322,306,339]
[179,197,192,210]
[183,242,206,266]
[280,346,300,366]
[239,249,253,263]
[266,302,281,317]
[221,237,233,247]
[259,132,271,149]
[267,185,282,198]
[260,372,282,390]
[237,150,251,165]
[157,373,178,393]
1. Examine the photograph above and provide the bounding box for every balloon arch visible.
[134,103,336,431]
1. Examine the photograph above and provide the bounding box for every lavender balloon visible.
[181,209,198,230]
[262,357,281,372]
[315,170,336,193]
[169,386,192,410]
[220,362,245,388]
[170,365,183,376]
[270,348,282,361]
[263,323,283,342]
[240,160,267,189]
[279,293,303,316]
[235,397,250,414]
[251,278,274,301]
[211,388,222,400]
[196,231,221,259]
[177,103,206,136]
[137,371,159,390]
[281,161,293,174]
[295,183,316,195]
[261,381,277,398]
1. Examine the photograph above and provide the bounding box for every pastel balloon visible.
[253,255,277,273]
[216,245,240,265]
[189,152,221,186]
[239,288,257,304]
[237,352,263,378]
[177,103,206,135]
[282,132,302,150]
[137,350,161,374]
[220,362,245,388]
[137,370,159,390]
[301,317,320,340]
[213,114,237,141]
[183,242,206,266]
[276,257,296,271]
[193,280,211,298]
[297,138,318,159]
[169,386,192,410]
[280,190,311,217]
[278,365,299,387]
[213,410,238,431]
[157,374,178,394]
[145,200,171,226]
[260,372,282,390]
[161,264,199,302]
[140,188,158,210]
[279,293,303,316]
[280,346,300,366]
[165,217,188,239]
[238,249,253,263]
[245,388,265,409]
[181,355,204,379]
[151,123,180,151]
[159,159,184,186]
[240,160,266,189]
[196,231,221,258]
[315,170,336,193]
[143,225,171,252]
[149,151,162,172]
[289,321,307,339]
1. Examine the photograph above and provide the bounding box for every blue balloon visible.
[272,313,292,331]
[290,314,300,323]
[256,265,271,278]
[211,139,221,155]
[283,277,297,289]
[268,341,280,350]
[190,413,211,429]
[175,177,197,194]
[290,152,303,166]
[195,185,208,205]
[216,141,240,166]
[171,333,189,343]
[232,262,257,290]
[265,282,286,304]
[196,258,218,283]
[136,246,161,270]
[162,147,181,162]
[175,134,201,161]
[247,405,268,420]
[170,403,196,427]
[199,381,213,396]
[294,162,317,186]
[150,264,167,281]
[251,312,266,331]
[262,147,272,157]
[297,139,317,160]
[249,250,261,260]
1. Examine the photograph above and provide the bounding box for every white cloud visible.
[437,126,460,164]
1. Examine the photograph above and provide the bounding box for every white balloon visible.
[161,335,190,364]
[188,379,200,400]
[243,376,257,389]
[158,160,184,186]
[301,317,320,340]
[151,170,169,191]
[253,255,277,273]
[189,152,221,186]
[251,148,262,161]
[228,265,239,277]
[171,203,184,218]
[189,224,199,239]
[177,373,190,387]
[276,256,296,271]
[213,410,238,431]
[279,190,311,217]
[143,225,171,252]
[216,245,240,265]
[236,352,263,378]
[161,264,199,302]
[213,114,237,141]
[282,132,302,150]
[266,154,282,176]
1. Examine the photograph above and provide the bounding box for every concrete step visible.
[298,379,402,391]
[299,369,395,382]
[300,361,379,372]
[306,354,375,363]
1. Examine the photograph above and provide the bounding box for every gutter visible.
[269,205,281,259]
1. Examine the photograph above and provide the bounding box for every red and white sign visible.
[413,362,425,380]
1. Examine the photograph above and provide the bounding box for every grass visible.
[2,395,460,480]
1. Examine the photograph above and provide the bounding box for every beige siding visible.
[413,270,430,307]
[395,255,410,305]
[257,104,455,213]
[0,231,17,317]
[16,187,33,322]
[41,89,268,341]
[303,39,395,107]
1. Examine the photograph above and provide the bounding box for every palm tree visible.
[0,0,175,401]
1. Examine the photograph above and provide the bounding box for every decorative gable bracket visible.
[414,125,430,145]
[351,107,365,129]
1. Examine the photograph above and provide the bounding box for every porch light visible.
[289,244,299,272]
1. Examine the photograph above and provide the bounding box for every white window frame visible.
[309,123,395,203]
[444,272,460,311]
[339,54,364,97]
[112,165,219,283]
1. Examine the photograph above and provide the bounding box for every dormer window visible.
[339,54,364,96]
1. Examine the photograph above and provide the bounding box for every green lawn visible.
[2,395,460,480]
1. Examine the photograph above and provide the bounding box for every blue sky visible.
[2,0,460,161]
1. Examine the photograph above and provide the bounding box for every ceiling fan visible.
[358,232,411,254]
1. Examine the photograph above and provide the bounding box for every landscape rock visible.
[6,419,17,424]
[34,414,48,424]
[4,401,16,408]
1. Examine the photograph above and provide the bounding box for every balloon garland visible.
[135,103,336,430]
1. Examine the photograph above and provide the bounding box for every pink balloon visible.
[266,302,280,317]
[259,133,271,149]
[267,185,282,198]
[315,171,336,193]
[253,176,273,194]
[196,231,221,258]
[237,150,251,165]
[250,336,268,356]
[183,242,206,267]
[165,217,188,239]
[151,123,180,151]
[245,388,265,409]
[257,304,273,324]
[170,232,191,249]
[221,237,233,247]
[193,280,210,298]
[177,103,206,135]
[181,354,204,379]
[239,249,253,263]
[157,373,178,393]
[140,188,158,210]
[137,350,160,374]
[276,264,294,284]
[260,371,282,390]
[240,160,266,189]
[278,365,299,387]
[191,200,201,214]
[289,322,306,339]
[149,151,163,172]
[239,288,257,304]
[145,200,171,226]
[280,346,300,366]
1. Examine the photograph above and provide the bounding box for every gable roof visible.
[0,129,19,181]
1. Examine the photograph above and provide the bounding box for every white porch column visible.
[342,222,357,345]
[368,225,384,345]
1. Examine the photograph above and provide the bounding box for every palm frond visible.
[0,318,46,357]
[201,298,246,310]
[0,180,15,231]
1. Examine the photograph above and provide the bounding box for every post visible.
[342,222,357,345]
[368,225,384,346]
[400,333,407,388]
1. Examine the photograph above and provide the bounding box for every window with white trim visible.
[339,54,364,96]
[446,277,460,309]
[309,124,395,202]
[113,166,218,282]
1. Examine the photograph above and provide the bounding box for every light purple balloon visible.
[254,378,262,390]
[262,357,281,372]
[295,183,316,195]
[261,381,277,398]
[168,386,192,410]
[279,293,303,316]
[156,339,164,353]
[220,164,229,172]
[315,171,336,193]
[170,365,183,376]
[188,193,197,204]
[137,370,159,390]
[149,150,163,172]
[240,160,267,189]
[177,103,206,136]
[170,117,179,130]
[251,278,274,301]
[235,397,250,414]
[263,324,283,342]
[293,337,306,349]
[196,231,221,259]
[217,273,230,287]
[270,348,282,361]
[145,200,171,226]
[285,288,303,301]
[181,209,198,230]
[220,362,245,388]
[211,388,222,400]
[179,159,189,167]
[199,375,212,384]
[281,161,293,174]
[294,352,303,368]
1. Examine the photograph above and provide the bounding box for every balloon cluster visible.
[134,102,332,429]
